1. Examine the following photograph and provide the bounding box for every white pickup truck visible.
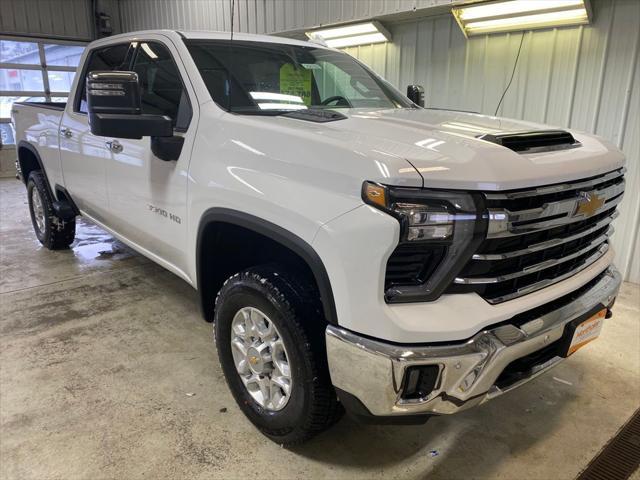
[12,30,625,444]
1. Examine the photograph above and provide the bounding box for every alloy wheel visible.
[230,307,292,411]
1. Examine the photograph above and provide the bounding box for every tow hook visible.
[605,297,616,319]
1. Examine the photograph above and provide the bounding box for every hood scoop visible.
[477,130,580,153]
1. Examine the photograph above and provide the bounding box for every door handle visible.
[60,127,72,138]
[105,140,123,154]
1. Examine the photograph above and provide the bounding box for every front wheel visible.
[214,265,343,445]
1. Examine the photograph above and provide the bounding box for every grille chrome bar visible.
[450,168,625,304]
[487,180,624,238]
[473,214,617,261]
[484,168,625,200]
[455,241,609,285]
[483,246,611,304]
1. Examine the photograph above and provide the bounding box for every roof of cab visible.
[94,29,322,46]
[179,30,327,48]
[87,29,329,51]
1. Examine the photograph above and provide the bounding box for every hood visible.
[275,108,625,191]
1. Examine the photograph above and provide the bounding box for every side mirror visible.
[151,136,184,162]
[87,71,172,140]
[406,85,425,107]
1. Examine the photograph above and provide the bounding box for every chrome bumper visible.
[326,267,621,417]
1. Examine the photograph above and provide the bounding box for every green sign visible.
[280,64,312,106]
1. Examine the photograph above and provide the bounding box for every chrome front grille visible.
[450,169,625,304]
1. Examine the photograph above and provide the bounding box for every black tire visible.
[27,171,75,250]
[214,264,343,445]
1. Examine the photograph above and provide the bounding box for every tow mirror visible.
[406,84,425,107]
[86,71,172,140]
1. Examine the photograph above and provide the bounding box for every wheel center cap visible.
[246,346,268,374]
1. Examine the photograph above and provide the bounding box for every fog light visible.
[401,365,440,400]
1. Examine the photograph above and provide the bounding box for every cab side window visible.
[77,43,133,113]
[132,42,192,131]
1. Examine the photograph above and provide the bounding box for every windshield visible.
[186,40,413,114]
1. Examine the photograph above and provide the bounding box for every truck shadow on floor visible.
[291,363,587,478]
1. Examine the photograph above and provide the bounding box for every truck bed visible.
[12,101,67,188]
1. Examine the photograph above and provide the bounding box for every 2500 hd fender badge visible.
[147,204,181,224]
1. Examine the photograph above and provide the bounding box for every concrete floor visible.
[1,176,639,480]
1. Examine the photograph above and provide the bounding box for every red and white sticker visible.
[567,309,606,356]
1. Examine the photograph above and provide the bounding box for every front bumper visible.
[326,267,621,418]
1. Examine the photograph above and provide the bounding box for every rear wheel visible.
[214,265,343,445]
[27,171,75,249]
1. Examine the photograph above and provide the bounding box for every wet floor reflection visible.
[71,220,135,264]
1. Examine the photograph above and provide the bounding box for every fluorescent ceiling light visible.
[466,8,589,33]
[306,21,391,49]
[458,0,584,20]
[311,23,378,40]
[452,0,591,37]
[325,32,389,48]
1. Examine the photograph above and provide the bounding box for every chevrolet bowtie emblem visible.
[575,191,605,218]
[249,356,259,365]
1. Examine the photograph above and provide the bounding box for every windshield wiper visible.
[280,109,347,123]
[229,107,348,122]
[228,108,293,116]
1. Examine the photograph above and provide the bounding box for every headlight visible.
[394,203,454,241]
[362,181,487,303]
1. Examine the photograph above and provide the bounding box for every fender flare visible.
[16,141,54,194]
[196,208,338,325]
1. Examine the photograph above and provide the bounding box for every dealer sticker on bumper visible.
[568,309,606,356]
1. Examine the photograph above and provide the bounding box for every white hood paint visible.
[275,107,625,191]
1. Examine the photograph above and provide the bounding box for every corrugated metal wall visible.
[0,0,94,40]
[116,0,640,283]
[117,0,454,34]
[3,0,637,281]
[341,0,639,282]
